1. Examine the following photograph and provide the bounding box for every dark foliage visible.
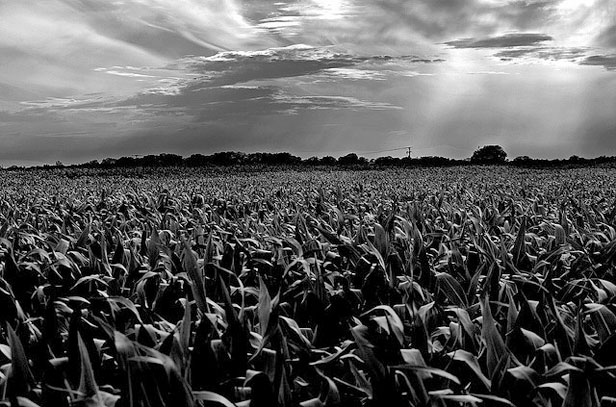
[470,145,508,164]
[6,148,616,172]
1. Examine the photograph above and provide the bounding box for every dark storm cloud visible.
[173,47,361,86]
[580,55,616,71]
[445,33,553,49]
[166,47,440,87]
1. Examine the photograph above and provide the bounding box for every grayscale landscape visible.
[1,1,616,406]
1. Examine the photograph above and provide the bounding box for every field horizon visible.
[3,146,616,171]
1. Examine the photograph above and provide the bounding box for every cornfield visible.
[1,165,616,407]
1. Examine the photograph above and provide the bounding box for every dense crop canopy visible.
[1,166,616,406]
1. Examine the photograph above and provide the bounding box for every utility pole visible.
[407,131,412,159]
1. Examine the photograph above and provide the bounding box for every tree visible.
[338,153,360,166]
[512,156,532,166]
[320,156,336,166]
[513,155,531,162]
[101,158,117,167]
[568,155,583,163]
[186,154,208,167]
[209,151,246,166]
[304,156,320,165]
[470,145,507,164]
[374,156,401,166]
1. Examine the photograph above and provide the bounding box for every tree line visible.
[5,145,616,170]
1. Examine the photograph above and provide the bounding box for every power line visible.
[296,146,413,157]
[360,146,411,156]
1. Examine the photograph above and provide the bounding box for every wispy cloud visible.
[445,33,553,49]
[271,94,402,113]
[467,71,511,75]
[494,46,588,61]
[444,30,611,71]
[316,68,387,81]
[102,71,158,79]
[0,0,277,107]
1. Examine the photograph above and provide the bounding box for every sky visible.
[1,0,616,165]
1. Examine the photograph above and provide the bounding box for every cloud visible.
[165,45,443,88]
[103,71,158,79]
[0,0,278,110]
[92,45,427,119]
[467,71,511,75]
[4,44,410,156]
[445,33,553,48]
[53,0,273,57]
[498,1,560,30]
[580,55,616,71]
[270,94,402,113]
[492,48,616,72]
[0,39,426,164]
[253,0,561,54]
[313,68,387,81]
[111,78,403,122]
[251,0,482,55]
[494,46,587,60]
[171,45,362,86]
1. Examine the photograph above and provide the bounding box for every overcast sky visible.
[1,0,616,165]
